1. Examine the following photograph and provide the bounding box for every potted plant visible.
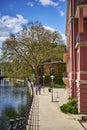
[48,87,52,92]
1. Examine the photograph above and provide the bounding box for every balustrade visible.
[76,32,87,44]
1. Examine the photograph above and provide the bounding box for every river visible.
[0,79,29,130]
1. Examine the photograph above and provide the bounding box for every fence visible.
[8,79,39,130]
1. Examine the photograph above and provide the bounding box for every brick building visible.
[37,61,66,85]
[63,0,87,113]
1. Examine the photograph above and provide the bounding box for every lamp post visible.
[43,75,45,92]
[50,75,54,102]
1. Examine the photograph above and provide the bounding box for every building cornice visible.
[76,80,87,84]
[75,42,87,48]
[77,71,87,74]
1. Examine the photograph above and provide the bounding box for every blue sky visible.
[0,0,67,49]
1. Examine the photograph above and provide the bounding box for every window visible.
[39,67,44,76]
[50,67,55,75]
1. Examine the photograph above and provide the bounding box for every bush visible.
[44,75,65,85]
[13,82,23,87]
[68,98,77,106]
[48,87,52,92]
[44,76,51,85]
[51,84,66,88]
[60,98,78,114]
[54,75,64,85]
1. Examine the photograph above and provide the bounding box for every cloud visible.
[43,25,55,32]
[44,25,66,43]
[0,14,28,44]
[59,0,66,2]
[38,0,58,7]
[61,33,66,42]
[60,11,65,16]
[0,36,8,55]
[27,2,34,7]
[0,37,8,43]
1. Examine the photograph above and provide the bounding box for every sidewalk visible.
[39,87,84,130]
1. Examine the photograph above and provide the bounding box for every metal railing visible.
[75,0,87,16]
[8,79,39,130]
[76,0,87,5]
[26,94,39,130]
[76,32,87,44]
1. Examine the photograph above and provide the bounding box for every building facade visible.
[37,61,66,85]
[63,0,87,113]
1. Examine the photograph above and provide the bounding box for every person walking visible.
[38,84,42,95]
[35,86,38,95]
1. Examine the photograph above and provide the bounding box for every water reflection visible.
[0,79,29,130]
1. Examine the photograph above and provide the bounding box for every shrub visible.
[60,98,78,114]
[48,87,52,92]
[68,98,77,106]
[51,84,66,88]
[54,75,64,85]
[60,104,68,113]
[13,82,23,87]
[44,76,51,85]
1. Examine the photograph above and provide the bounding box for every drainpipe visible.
[72,0,76,97]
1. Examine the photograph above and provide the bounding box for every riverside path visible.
[38,87,84,130]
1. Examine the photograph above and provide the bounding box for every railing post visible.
[8,119,15,130]
[16,118,20,129]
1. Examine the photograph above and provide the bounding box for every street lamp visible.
[43,75,45,92]
[50,75,54,102]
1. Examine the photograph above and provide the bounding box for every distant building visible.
[37,61,66,85]
[63,0,87,113]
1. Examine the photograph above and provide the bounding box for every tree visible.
[1,21,66,79]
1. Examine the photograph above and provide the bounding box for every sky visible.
[0,0,67,52]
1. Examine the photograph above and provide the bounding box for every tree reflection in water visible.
[0,82,30,130]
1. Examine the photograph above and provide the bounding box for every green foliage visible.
[1,21,66,79]
[13,82,23,87]
[44,76,51,85]
[48,87,52,92]
[4,107,18,118]
[60,98,78,114]
[51,84,66,88]
[54,75,64,84]
[58,64,66,75]
[68,98,77,106]
[44,74,65,86]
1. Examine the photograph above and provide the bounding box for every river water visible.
[0,79,29,130]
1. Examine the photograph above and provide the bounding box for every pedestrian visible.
[38,84,42,95]
[35,86,38,95]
